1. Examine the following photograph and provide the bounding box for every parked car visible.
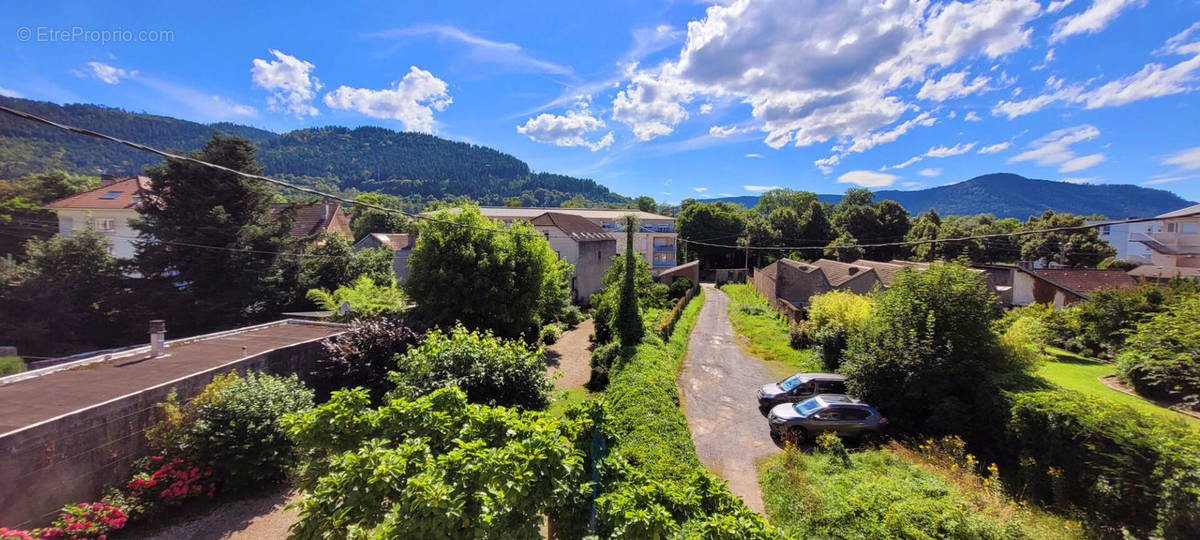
[766,394,886,444]
[757,372,847,416]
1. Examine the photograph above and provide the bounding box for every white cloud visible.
[885,156,924,170]
[925,142,977,157]
[612,0,1041,151]
[993,29,1200,118]
[916,71,990,101]
[837,170,899,187]
[744,185,781,192]
[1008,125,1100,168]
[1059,152,1105,172]
[1051,0,1145,43]
[1033,48,1055,70]
[323,66,452,132]
[1060,177,1098,184]
[817,111,937,172]
[1162,146,1200,171]
[0,86,21,98]
[1047,0,1075,14]
[699,103,713,114]
[901,181,925,189]
[708,125,741,137]
[693,187,709,192]
[251,50,321,117]
[964,111,982,121]
[370,25,572,76]
[918,168,942,177]
[130,74,258,120]
[83,62,134,84]
[517,105,614,151]
[1143,175,1200,185]
[745,153,764,158]
[627,25,686,63]
[978,141,1011,154]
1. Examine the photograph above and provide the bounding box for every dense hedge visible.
[656,283,699,340]
[598,289,780,538]
[1117,294,1200,410]
[1007,390,1200,538]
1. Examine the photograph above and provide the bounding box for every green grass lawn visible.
[1036,347,1198,429]
[546,387,590,418]
[720,283,819,378]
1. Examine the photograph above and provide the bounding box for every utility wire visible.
[0,105,541,237]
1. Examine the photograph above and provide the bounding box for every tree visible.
[1020,211,1115,267]
[615,215,644,346]
[0,228,129,355]
[0,170,100,258]
[906,209,941,261]
[635,195,657,213]
[677,201,747,268]
[824,231,863,262]
[350,193,410,241]
[869,199,910,260]
[133,134,296,332]
[798,200,833,248]
[756,188,817,217]
[405,205,566,339]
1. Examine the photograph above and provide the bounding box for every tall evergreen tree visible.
[133,134,296,332]
[615,215,644,346]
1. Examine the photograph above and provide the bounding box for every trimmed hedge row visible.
[656,283,699,340]
[1008,390,1200,538]
[598,289,781,538]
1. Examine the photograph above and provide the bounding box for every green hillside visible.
[0,97,627,206]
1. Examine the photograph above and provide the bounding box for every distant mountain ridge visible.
[703,173,1194,219]
[0,96,626,206]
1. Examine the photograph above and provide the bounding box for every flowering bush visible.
[127,456,216,506]
[0,528,34,540]
[36,502,126,539]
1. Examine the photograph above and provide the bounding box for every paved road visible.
[545,319,594,390]
[678,285,779,514]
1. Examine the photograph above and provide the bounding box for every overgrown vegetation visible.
[721,283,819,374]
[0,356,24,376]
[802,289,875,371]
[306,275,407,321]
[1117,293,1200,410]
[311,318,425,402]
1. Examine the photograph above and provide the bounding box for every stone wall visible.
[0,337,330,528]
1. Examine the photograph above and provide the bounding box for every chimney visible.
[322,204,330,223]
[100,174,119,187]
[149,320,166,357]
[848,266,858,275]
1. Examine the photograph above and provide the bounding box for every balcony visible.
[653,244,676,253]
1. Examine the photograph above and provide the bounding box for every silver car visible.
[756,372,847,416]
[767,394,887,444]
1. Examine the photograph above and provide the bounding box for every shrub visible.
[312,317,424,402]
[789,320,810,349]
[1098,257,1141,271]
[1008,390,1200,537]
[149,372,314,493]
[126,456,216,507]
[36,502,127,539]
[0,528,33,540]
[656,288,700,340]
[586,340,622,390]
[283,387,600,538]
[994,304,1053,369]
[806,290,874,366]
[306,275,407,322]
[560,305,585,328]
[667,278,694,300]
[1117,293,1200,409]
[842,263,1014,438]
[0,356,24,376]
[540,322,565,345]
[390,326,553,410]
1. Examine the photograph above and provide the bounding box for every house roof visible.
[530,212,614,242]
[809,259,875,286]
[850,259,915,286]
[268,203,344,238]
[42,176,151,210]
[357,233,413,250]
[433,206,674,222]
[1022,268,1136,297]
[1128,265,1200,279]
[1155,203,1200,220]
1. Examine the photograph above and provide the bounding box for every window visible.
[817,381,845,393]
[1183,222,1198,234]
[1168,223,1179,233]
[840,409,871,421]
[61,217,73,233]
[1101,225,1111,235]
[90,218,115,232]
[597,250,601,261]
[99,191,122,200]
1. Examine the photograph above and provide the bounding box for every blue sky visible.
[4,0,1200,203]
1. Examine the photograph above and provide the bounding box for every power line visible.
[0,104,540,238]
[679,212,1196,252]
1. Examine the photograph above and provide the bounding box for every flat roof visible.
[0,321,343,434]
[426,206,675,221]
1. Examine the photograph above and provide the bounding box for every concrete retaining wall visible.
[0,337,330,528]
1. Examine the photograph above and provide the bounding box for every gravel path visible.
[545,318,594,389]
[678,285,779,514]
[143,487,302,540]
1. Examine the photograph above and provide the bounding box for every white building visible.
[1129,203,1200,280]
[1088,219,1157,263]
[43,175,150,258]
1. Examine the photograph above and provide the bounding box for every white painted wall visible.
[56,209,140,259]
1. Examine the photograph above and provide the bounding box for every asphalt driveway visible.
[678,284,779,514]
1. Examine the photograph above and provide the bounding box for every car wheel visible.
[858,432,880,447]
[784,426,807,446]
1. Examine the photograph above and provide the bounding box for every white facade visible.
[55,208,140,259]
[1090,219,1157,263]
[1131,204,1200,270]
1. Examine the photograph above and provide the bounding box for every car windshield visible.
[793,398,822,416]
[779,374,805,392]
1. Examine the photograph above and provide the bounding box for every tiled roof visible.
[1127,265,1200,279]
[269,203,343,238]
[1155,203,1200,219]
[363,233,413,250]
[850,259,912,286]
[530,212,614,242]
[438,206,675,222]
[1024,268,1136,297]
[809,259,874,286]
[42,177,150,210]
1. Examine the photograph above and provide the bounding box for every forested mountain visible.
[0,97,627,206]
[704,173,1193,219]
